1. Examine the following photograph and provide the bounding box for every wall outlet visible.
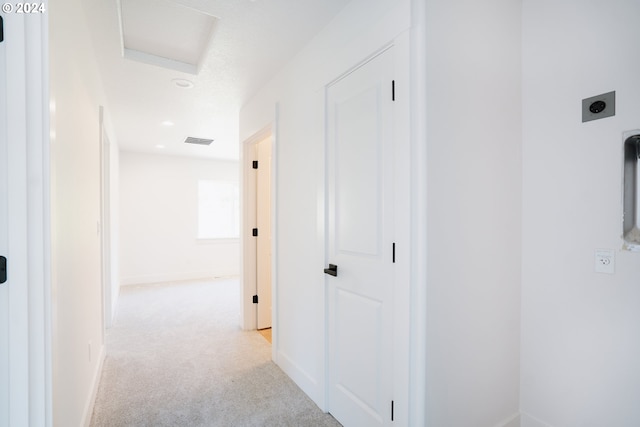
[595,249,615,274]
[582,91,615,122]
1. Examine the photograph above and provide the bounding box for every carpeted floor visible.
[90,279,342,427]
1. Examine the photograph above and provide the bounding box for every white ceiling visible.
[83,0,350,160]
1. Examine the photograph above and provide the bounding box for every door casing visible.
[0,9,52,426]
[241,122,278,353]
[99,107,113,330]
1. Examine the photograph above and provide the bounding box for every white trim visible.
[0,12,9,426]
[520,412,555,427]
[392,29,412,427]
[7,13,31,426]
[495,412,521,427]
[99,107,112,331]
[123,48,198,75]
[270,103,279,363]
[409,0,428,425]
[2,7,52,426]
[195,238,240,243]
[26,9,52,426]
[81,345,106,427]
[41,6,53,424]
[240,121,277,332]
[324,43,394,88]
[276,350,320,404]
[120,273,239,287]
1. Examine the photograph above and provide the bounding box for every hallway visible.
[89,279,341,427]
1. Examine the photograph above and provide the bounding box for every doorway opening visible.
[241,125,276,346]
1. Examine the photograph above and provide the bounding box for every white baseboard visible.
[276,350,324,410]
[495,412,521,427]
[120,272,240,286]
[81,344,106,427]
[520,412,554,427]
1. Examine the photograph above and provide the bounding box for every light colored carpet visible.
[90,279,341,427]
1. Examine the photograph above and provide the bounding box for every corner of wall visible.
[276,350,325,411]
[496,412,522,427]
[519,412,554,427]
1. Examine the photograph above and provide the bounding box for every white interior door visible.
[256,136,272,330]
[326,48,395,426]
[0,14,10,425]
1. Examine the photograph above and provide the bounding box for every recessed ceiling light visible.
[162,120,174,126]
[171,78,194,89]
[155,144,165,149]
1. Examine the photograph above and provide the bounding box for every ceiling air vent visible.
[184,137,214,146]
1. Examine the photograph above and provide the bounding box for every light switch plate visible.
[595,249,615,274]
[582,91,615,122]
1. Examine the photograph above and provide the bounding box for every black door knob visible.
[324,264,338,277]
[0,256,6,284]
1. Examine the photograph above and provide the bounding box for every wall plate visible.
[595,249,615,274]
[582,91,615,122]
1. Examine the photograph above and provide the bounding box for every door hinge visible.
[391,400,395,421]
[252,228,258,237]
[392,80,395,101]
[252,295,259,304]
[252,160,258,169]
[392,242,396,263]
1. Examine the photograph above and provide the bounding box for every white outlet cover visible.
[595,249,615,274]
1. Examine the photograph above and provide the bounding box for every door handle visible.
[0,256,6,284]
[324,264,338,277]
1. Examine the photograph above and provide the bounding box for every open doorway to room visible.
[242,126,275,344]
[118,152,241,286]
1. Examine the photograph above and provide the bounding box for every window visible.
[198,180,239,239]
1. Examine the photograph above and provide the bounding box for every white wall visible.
[50,0,114,424]
[424,0,523,426]
[119,152,239,285]
[240,0,411,411]
[521,1,640,426]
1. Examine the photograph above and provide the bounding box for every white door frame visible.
[408,0,428,424]
[99,107,113,330]
[0,8,52,427]
[240,119,278,356]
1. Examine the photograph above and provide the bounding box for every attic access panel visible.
[118,0,217,74]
